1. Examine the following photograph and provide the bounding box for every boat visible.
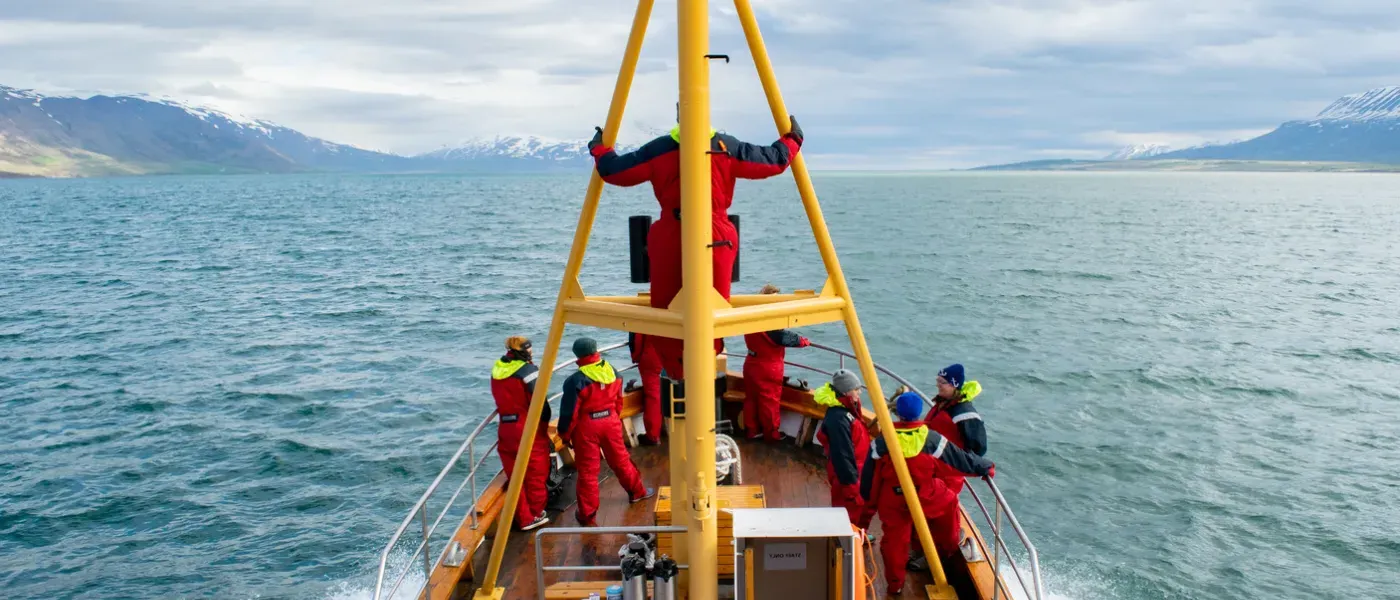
[372,0,1044,598]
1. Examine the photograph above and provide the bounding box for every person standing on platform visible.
[815,369,869,524]
[588,115,804,378]
[557,337,656,526]
[627,332,664,446]
[858,393,996,594]
[491,336,551,531]
[742,284,811,442]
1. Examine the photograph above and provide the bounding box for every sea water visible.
[1,172,1397,599]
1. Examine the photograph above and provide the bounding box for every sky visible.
[3,0,1400,168]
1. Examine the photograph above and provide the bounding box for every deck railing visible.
[371,343,633,600]
[532,526,690,600]
[374,339,1042,600]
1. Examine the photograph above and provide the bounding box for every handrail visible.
[372,342,631,600]
[532,525,690,600]
[726,342,1044,599]
[375,339,1043,600]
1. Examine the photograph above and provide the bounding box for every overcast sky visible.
[3,0,1399,168]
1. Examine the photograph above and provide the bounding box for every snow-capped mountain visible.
[1158,86,1400,163]
[420,136,589,162]
[413,136,642,172]
[1312,86,1400,122]
[0,85,409,176]
[1104,143,1172,161]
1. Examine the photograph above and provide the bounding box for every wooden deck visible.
[437,437,1013,599]
[419,370,1009,600]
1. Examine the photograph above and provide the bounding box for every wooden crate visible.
[654,485,766,578]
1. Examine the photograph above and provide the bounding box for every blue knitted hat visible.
[938,364,965,389]
[895,392,924,422]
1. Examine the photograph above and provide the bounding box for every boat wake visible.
[320,549,425,600]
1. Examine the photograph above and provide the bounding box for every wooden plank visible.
[544,580,653,600]
[959,506,1006,600]
[424,473,508,600]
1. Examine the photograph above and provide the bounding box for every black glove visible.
[588,126,605,152]
[786,115,803,145]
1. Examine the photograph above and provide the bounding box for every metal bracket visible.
[704,54,730,63]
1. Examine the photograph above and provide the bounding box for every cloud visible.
[2,0,1400,165]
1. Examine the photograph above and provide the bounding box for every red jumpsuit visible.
[742,329,808,441]
[858,424,994,592]
[628,332,664,444]
[815,386,869,524]
[491,357,550,528]
[558,354,647,524]
[923,395,987,553]
[593,130,801,377]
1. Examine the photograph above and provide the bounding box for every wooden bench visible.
[542,580,653,599]
[655,485,766,578]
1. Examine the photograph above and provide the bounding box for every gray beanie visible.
[572,337,598,358]
[831,369,861,396]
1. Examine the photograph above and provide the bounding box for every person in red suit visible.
[589,117,803,378]
[491,336,551,531]
[742,284,811,441]
[557,337,656,526]
[627,332,664,445]
[918,364,988,564]
[858,393,995,595]
[815,369,869,524]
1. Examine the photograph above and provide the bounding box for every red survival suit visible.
[857,424,994,593]
[491,356,550,528]
[628,332,664,444]
[814,384,869,524]
[922,381,987,552]
[742,329,809,441]
[558,354,648,525]
[591,125,802,377]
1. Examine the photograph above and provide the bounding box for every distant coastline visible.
[970,159,1400,173]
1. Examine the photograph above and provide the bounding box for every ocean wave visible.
[1338,347,1400,364]
[1005,268,1115,281]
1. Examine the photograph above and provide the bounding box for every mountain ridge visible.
[0,86,602,177]
[1151,86,1400,163]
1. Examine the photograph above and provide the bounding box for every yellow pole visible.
[730,0,954,591]
[678,0,719,596]
[473,0,655,596]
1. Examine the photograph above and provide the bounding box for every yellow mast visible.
[475,0,955,596]
[730,0,957,594]
[676,0,720,596]
[471,0,655,596]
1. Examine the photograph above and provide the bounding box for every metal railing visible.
[963,477,1045,600]
[372,343,633,600]
[374,338,1043,600]
[731,341,1045,600]
[532,525,689,600]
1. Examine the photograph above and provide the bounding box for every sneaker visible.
[886,584,903,596]
[520,513,550,532]
[639,436,661,446]
[906,555,929,572]
[630,487,658,504]
[576,513,597,527]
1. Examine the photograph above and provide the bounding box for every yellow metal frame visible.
[474,0,952,597]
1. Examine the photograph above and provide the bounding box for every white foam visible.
[320,548,427,600]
